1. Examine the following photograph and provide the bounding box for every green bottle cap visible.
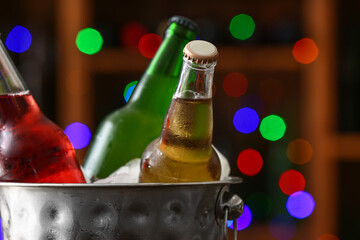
[168,16,199,35]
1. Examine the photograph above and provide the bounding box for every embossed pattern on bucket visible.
[0,178,242,240]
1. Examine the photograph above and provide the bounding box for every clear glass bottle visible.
[139,40,221,183]
[83,16,198,179]
[0,39,85,183]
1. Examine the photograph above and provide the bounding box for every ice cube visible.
[213,145,231,180]
[93,158,140,184]
[80,166,92,183]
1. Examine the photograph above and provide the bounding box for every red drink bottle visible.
[0,40,85,183]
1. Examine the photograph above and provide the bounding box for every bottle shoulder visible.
[0,115,72,156]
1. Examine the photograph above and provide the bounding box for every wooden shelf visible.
[90,48,150,74]
[217,45,299,73]
[90,45,300,74]
[336,134,360,159]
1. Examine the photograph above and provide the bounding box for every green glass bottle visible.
[83,16,198,179]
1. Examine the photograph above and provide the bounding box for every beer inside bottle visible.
[83,16,198,179]
[139,40,221,183]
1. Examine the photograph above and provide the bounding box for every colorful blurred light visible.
[76,28,103,55]
[286,139,313,165]
[317,233,340,240]
[260,115,286,141]
[5,25,32,53]
[269,214,296,240]
[233,107,259,134]
[229,14,255,40]
[279,169,306,195]
[237,148,263,176]
[227,205,252,230]
[120,22,148,49]
[292,38,319,64]
[247,192,272,219]
[124,81,138,102]
[286,191,315,219]
[223,72,248,97]
[64,122,92,149]
[138,33,162,59]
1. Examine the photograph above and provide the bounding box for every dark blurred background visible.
[1,0,359,239]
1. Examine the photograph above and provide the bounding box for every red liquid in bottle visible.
[0,91,86,183]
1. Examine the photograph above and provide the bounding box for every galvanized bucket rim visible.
[0,176,242,188]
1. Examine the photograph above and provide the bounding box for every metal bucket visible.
[0,177,243,240]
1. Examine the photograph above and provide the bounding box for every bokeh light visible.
[269,214,296,240]
[233,107,259,134]
[237,148,263,176]
[317,233,340,240]
[64,122,92,149]
[260,115,286,141]
[227,205,252,230]
[76,28,103,55]
[247,192,272,219]
[5,25,32,53]
[223,72,248,97]
[292,38,319,64]
[124,81,138,102]
[258,78,285,105]
[286,191,315,219]
[229,14,255,40]
[279,169,306,195]
[120,22,148,49]
[286,139,313,165]
[138,33,162,59]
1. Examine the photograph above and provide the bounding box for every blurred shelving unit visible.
[55,0,360,239]
[56,0,93,128]
[92,45,299,74]
[55,0,301,165]
[302,0,339,238]
[304,0,360,238]
[55,0,300,129]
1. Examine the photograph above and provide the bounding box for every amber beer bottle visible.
[83,16,198,179]
[139,40,221,183]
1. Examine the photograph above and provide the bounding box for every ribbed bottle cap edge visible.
[183,40,218,64]
[168,16,199,35]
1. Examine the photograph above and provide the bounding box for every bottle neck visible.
[128,23,197,112]
[159,59,216,157]
[0,40,28,95]
[146,23,198,77]
[174,58,216,100]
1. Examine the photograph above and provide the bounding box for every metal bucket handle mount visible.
[216,184,244,240]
